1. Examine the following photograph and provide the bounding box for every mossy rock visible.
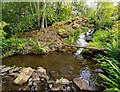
[58,29,69,38]
[72,23,80,29]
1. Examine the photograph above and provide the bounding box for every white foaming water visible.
[75,29,95,55]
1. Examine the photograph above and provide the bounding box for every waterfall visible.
[75,29,96,55]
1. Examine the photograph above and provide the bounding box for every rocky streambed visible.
[1,52,104,92]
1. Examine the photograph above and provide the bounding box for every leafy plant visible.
[31,41,49,54]
[89,29,111,48]
[12,14,37,35]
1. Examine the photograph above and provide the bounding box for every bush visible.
[93,23,120,91]
[1,38,49,59]
[12,14,37,35]
[89,29,111,48]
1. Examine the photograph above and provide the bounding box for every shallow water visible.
[2,52,98,91]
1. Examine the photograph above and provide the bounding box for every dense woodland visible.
[1,1,120,92]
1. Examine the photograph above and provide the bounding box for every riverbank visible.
[1,16,91,59]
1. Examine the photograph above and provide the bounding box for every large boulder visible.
[73,78,93,91]
[14,67,34,85]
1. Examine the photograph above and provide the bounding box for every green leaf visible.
[98,73,118,87]
[103,88,120,92]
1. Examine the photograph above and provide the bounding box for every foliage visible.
[1,2,120,91]
[1,38,49,59]
[72,1,89,17]
[96,55,120,91]
[30,41,49,54]
[0,21,9,53]
[64,28,82,44]
[93,22,120,91]
[12,14,37,35]
[88,2,117,30]
[0,21,8,40]
[2,2,72,36]
[103,88,120,92]
[2,2,37,36]
[89,29,111,48]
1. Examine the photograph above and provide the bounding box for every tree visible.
[41,0,46,29]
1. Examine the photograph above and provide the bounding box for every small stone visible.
[56,78,70,85]
[8,73,19,77]
[37,67,46,74]
[66,86,72,91]
[0,72,7,76]
[1,67,11,73]
[49,84,53,88]
[95,68,104,73]
[38,72,49,81]
[48,80,55,84]
[0,65,5,70]
[32,71,40,81]
[9,67,22,74]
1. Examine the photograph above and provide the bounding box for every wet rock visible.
[8,72,19,77]
[0,65,6,70]
[0,72,7,76]
[49,83,62,91]
[65,85,73,92]
[9,67,22,74]
[31,68,49,85]
[28,77,37,91]
[37,67,46,74]
[1,67,11,73]
[72,23,80,29]
[37,71,49,81]
[56,77,70,85]
[48,80,55,84]
[48,78,71,91]
[32,71,40,81]
[14,67,34,85]
[95,68,104,73]
[36,67,49,81]
[73,77,93,91]
[49,84,53,89]
[58,29,69,38]
[49,82,73,92]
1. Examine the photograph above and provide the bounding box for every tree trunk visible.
[30,2,34,15]
[37,1,40,30]
[45,18,48,28]
[41,0,46,29]
[63,44,107,51]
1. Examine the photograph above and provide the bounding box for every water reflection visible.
[80,67,97,90]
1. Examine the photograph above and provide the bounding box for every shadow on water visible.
[2,52,99,91]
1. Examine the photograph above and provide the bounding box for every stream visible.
[1,52,102,91]
[0,29,103,92]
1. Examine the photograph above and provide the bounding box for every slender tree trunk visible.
[41,0,46,29]
[45,18,48,28]
[37,1,40,30]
